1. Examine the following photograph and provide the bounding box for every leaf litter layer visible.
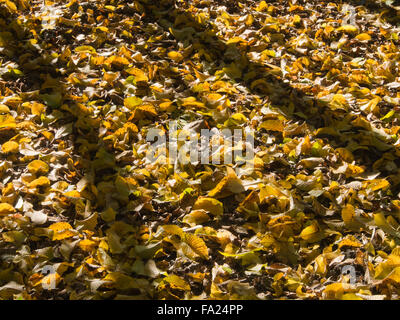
[1,0,400,300]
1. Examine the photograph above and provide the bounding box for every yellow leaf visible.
[29,176,50,188]
[129,104,157,121]
[336,148,354,163]
[315,255,327,276]
[342,204,355,224]
[63,190,81,198]
[168,51,184,62]
[293,15,301,25]
[1,141,19,154]
[219,250,260,266]
[39,273,61,289]
[31,102,46,116]
[338,235,362,249]
[104,5,116,11]
[184,233,209,259]
[159,100,175,112]
[256,0,268,12]
[27,160,49,175]
[341,293,363,300]
[0,203,16,215]
[208,167,245,199]
[105,56,130,67]
[74,46,96,53]
[187,272,206,283]
[259,184,284,203]
[231,113,248,123]
[78,239,97,251]
[41,131,54,141]
[181,97,206,109]
[323,283,345,299]
[222,64,242,79]
[49,222,74,241]
[103,72,119,84]
[261,49,276,59]
[183,210,210,227]
[75,212,98,231]
[226,37,248,45]
[104,272,140,290]
[124,96,142,110]
[386,267,400,284]
[192,197,223,217]
[100,207,117,222]
[260,119,284,132]
[163,274,190,291]
[0,114,16,129]
[299,222,321,242]
[363,179,390,192]
[356,33,371,41]
[329,94,349,111]
[0,104,10,113]
[375,248,400,279]
[360,97,381,114]
[336,25,359,34]
[161,225,185,238]
[374,212,400,238]
[125,67,148,83]
[345,164,364,178]
[5,0,17,12]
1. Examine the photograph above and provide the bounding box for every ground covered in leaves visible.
[1,0,400,300]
